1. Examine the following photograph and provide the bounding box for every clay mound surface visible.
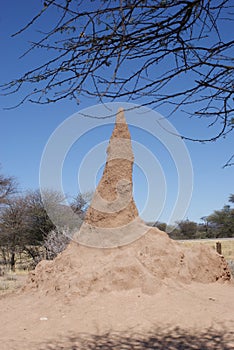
[25,227,231,297]
[81,108,138,235]
[25,109,231,296]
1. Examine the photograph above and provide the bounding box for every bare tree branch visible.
[223,154,234,168]
[1,0,233,147]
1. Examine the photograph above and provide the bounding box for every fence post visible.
[216,241,222,255]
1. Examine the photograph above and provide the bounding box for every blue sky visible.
[1,1,233,225]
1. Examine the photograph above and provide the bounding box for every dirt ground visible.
[1,231,234,349]
[0,272,234,349]
[1,229,234,349]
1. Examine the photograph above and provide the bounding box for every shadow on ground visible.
[39,327,234,350]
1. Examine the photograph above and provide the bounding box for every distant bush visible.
[44,229,71,260]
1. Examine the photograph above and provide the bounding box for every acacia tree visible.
[23,189,56,244]
[71,192,92,217]
[204,195,234,238]
[229,194,234,203]
[0,190,62,269]
[177,219,198,239]
[207,204,234,238]
[0,197,28,271]
[43,192,92,260]
[0,170,17,206]
[0,189,92,269]
[2,0,234,164]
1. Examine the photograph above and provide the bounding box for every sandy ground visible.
[0,280,234,349]
[1,229,233,349]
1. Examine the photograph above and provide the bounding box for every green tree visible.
[150,222,167,232]
[176,220,198,239]
[207,205,234,238]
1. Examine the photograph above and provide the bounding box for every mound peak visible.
[74,107,143,248]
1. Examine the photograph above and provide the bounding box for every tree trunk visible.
[10,252,15,272]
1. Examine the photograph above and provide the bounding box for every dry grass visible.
[177,238,234,277]
[0,270,28,295]
[179,238,234,261]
